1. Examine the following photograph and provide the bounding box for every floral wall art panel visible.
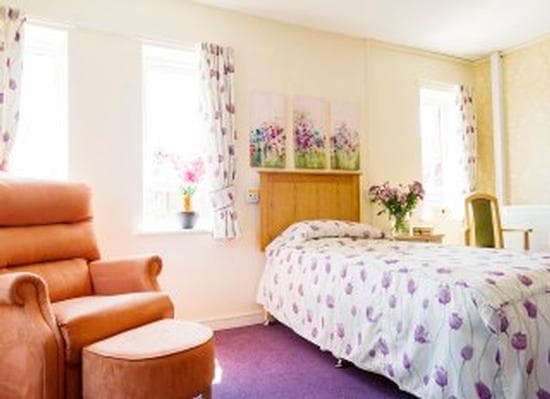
[249,90,286,168]
[330,101,360,170]
[293,96,327,169]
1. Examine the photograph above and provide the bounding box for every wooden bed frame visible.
[259,170,361,250]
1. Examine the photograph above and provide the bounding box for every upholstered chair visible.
[464,192,533,250]
[0,178,174,399]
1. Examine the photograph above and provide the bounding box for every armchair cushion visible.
[0,221,100,268]
[52,292,174,364]
[0,178,92,226]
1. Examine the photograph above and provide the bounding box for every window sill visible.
[135,225,212,237]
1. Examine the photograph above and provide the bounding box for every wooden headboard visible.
[259,170,360,250]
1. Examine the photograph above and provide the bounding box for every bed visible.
[256,171,550,399]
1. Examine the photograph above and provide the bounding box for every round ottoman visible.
[82,319,214,399]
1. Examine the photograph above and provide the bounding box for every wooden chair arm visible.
[502,228,533,250]
[502,228,533,233]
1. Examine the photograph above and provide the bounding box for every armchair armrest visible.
[89,255,163,295]
[0,273,63,399]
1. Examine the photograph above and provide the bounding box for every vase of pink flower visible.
[168,156,206,229]
[368,181,425,237]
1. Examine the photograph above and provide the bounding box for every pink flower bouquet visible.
[369,181,424,235]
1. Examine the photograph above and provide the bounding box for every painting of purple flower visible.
[249,91,286,168]
[537,388,550,399]
[330,101,360,170]
[293,97,326,169]
[511,332,527,351]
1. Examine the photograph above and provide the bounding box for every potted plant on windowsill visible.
[169,156,206,229]
[368,181,425,238]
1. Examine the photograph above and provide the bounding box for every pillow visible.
[269,219,385,250]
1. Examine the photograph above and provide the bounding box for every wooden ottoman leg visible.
[202,385,212,399]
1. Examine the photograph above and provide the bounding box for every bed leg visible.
[334,358,350,368]
[263,310,276,326]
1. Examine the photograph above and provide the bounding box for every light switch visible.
[246,188,260,204]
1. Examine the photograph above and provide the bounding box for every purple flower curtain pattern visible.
[457,84,477,193]
[0,7,25,171]
[198,43,240,240]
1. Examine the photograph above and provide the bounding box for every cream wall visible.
[475,37,550,204]
[473,59,495,195]
[502,37,550,204]
[364,42,472,243]
[22,0,473,325]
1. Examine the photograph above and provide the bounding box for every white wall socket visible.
[246,188,260,204]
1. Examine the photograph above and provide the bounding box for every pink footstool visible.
[83,319,214,399]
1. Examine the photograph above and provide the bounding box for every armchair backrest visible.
[0,177,100,302]
[464,192,504,248]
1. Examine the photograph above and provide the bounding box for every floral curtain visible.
[457,84,477,193]
[198,42,240,240]
[0,7,24,171]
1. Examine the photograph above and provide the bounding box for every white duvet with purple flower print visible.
[256,220,550,399]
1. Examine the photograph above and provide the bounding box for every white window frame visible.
[419,83,464,221]
[141,44,211,233]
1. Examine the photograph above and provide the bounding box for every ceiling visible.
[192,0,550,60]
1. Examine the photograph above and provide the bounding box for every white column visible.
[490,52,506,203]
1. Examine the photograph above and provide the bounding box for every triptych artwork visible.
[249,91,360,171]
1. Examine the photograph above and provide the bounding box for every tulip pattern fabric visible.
[256,220,550,399]
[457,84,477,193]
[198,42,240,239]
[0,7,25,171]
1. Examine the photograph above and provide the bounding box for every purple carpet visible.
[213,323,415,399]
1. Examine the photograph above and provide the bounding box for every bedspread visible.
[256,221,550,399]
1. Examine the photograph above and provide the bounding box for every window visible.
[142,45,211,231]
[419,85,465,220]
[10,23,68,180]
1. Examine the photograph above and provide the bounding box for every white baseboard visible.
[197,310,264,331]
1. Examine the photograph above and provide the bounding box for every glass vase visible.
[391,214,409,238]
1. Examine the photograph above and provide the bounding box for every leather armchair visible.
[0,178,174,399]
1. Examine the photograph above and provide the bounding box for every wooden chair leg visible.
[202,385,212,399]
[524,231,530,251]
